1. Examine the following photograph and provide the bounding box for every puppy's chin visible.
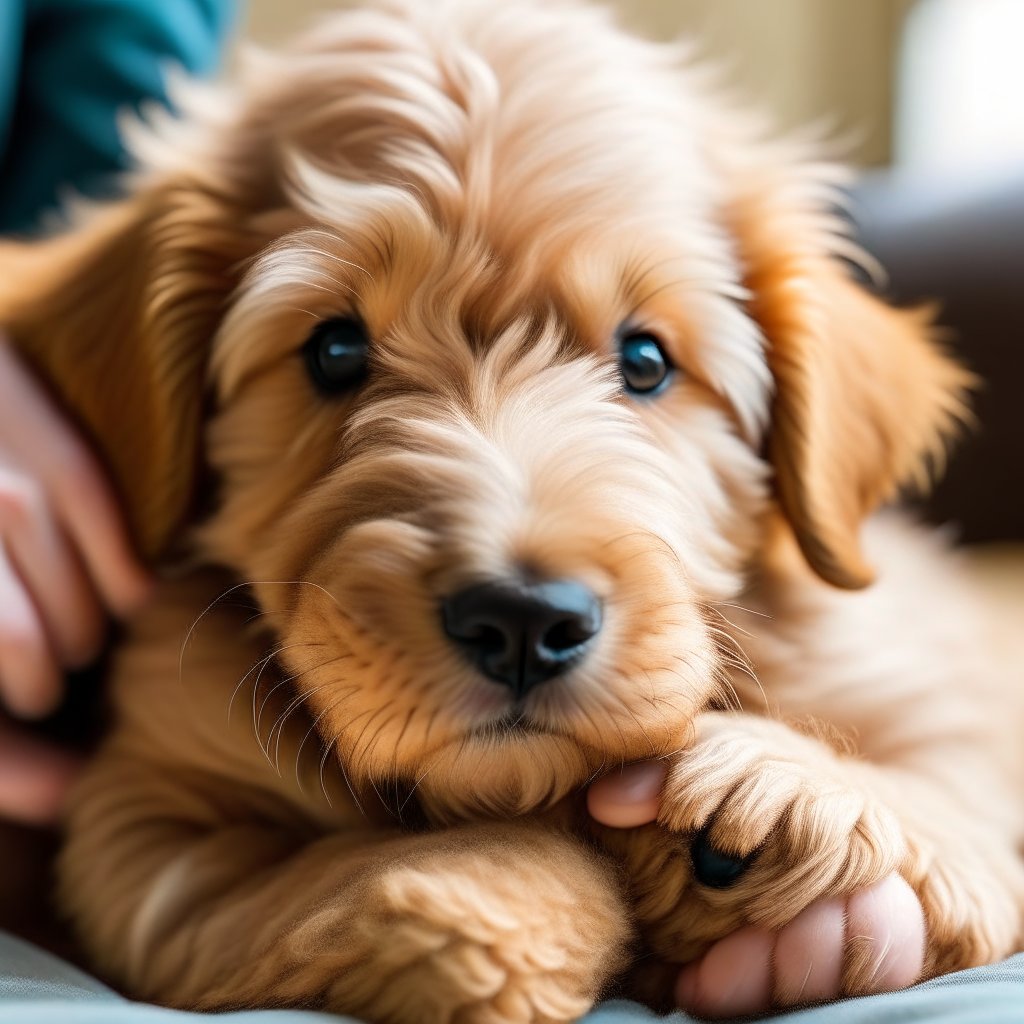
[408,730,596,824]
[401,720,686,825]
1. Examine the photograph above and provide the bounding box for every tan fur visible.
[0,1,1020,1020]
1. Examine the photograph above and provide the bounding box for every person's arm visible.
[0,0,237,234]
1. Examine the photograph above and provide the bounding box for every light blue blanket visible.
[2,932,1022,1023]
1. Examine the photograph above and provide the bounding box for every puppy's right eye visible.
[619,331,674,395]
[303,317,370,394]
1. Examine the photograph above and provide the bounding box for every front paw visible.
[326,826,629,1024]
[659,713,906,922]
[608,713,920,1014]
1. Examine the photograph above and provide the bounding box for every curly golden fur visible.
[0,0,1021,1019]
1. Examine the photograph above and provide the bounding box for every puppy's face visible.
[1,2,967,819]
[195,4,775,817]
[204,210,767,817]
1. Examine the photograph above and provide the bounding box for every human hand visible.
[0,337,152,823]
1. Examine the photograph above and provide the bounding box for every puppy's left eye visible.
[303,317,370,394]
[619,332,673,395]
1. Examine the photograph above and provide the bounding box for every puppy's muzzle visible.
[442,578,602,698]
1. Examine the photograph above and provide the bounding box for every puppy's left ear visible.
[0,183,251,560]
[728,165,971,589]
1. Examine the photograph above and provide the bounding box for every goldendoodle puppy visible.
[1,0,1021,1020]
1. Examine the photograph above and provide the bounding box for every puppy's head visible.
[0,1,968,819]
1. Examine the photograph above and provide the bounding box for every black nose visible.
[442,578,602,697]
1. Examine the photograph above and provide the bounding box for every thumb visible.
[587,760,666,828]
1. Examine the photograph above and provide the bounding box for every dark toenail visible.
[691,827,754,888]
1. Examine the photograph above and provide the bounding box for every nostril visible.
[473,624,507,654]
[542,616,594,654]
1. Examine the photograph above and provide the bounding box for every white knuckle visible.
[0,473,47,530]
[0,619,45,659]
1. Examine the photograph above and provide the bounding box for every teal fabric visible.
[1,933,1022,1024]
[0,0,236,235]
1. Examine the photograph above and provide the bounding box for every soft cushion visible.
[2,932,1023,1024]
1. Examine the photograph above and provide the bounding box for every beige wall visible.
[242,0,915,166]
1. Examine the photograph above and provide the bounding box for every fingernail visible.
[587,761,666,828]
[610,761,667,802]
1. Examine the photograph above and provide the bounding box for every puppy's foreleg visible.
[60,756,630,1024]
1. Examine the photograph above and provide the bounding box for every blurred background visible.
[245,0,1024,173]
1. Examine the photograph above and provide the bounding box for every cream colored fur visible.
[0,0,1019,1020]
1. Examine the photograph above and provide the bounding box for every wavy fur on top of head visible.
[0,0,968,822]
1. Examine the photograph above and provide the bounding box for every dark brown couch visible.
[852,170,1024,542]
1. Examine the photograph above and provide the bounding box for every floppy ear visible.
[0,183,249,560]
[728,165,971,589]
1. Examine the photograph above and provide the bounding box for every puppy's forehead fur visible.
[203,0,770,437]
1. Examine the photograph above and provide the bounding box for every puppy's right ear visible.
[0,184,249,559]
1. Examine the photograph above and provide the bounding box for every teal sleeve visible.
[0,5,26,162]
[0,0,237,235]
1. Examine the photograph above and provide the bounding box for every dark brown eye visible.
[619,332,674,395]
[303,317,370,394]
